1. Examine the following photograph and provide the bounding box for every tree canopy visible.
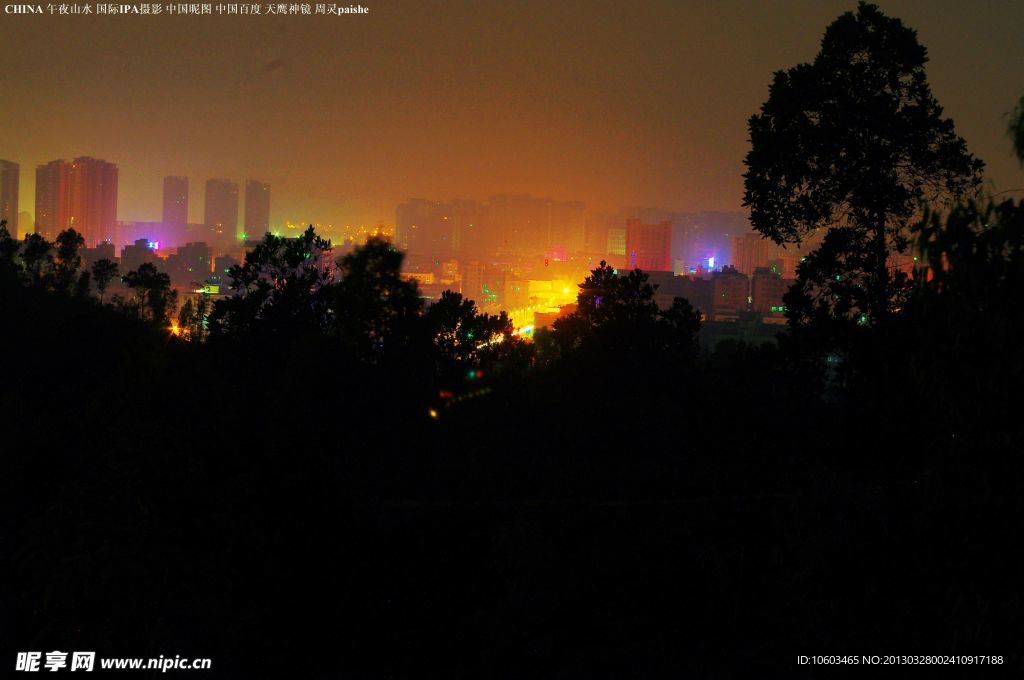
[550,262,702,369]
[207,226,336,337]
[743,1,983,325]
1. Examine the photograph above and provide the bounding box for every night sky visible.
[2,0,1022,229]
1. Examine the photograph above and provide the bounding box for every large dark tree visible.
[743,1,983,326]
[427,291,513,361]
[550,261,701,366]
[90,258,119,303]
[53,229,85,293]
[20,233,55,288]
[207,226,335,337]
[333,236,423,361]
[123,262,176,325]
[0,220,19,289]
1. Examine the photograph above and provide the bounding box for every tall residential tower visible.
[204,178,239,252]
[35,159,71,240]
[163,176,189,241]
[244,179,270,239]
[68,157,118,245]
[0,160,18,237]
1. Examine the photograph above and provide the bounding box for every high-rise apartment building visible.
[625,218,672,272]
[68,157,118,246]
[35,159,71,240]
[461,261,484,302]
[396,199,455,261]
[751,266,791,319]
[487,194,553,256]
[35,157,117,245]
[0,160,19,236]
[163,176,189,238]
[550,200,586,254]
[711,265,750,321]
[244,180,270,239]
[732,231,775,276]
[204,179,239,252]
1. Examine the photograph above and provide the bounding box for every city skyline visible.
[2,1,1022,229]
[1,156,748,275]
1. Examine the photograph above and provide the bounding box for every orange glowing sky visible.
[2,0,1022,229]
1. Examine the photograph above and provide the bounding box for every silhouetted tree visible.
[176,294,210,342]
[91,258,119,303]
[124,262,176,326]
[797,189,1024,455]
[0,220,20,289]
[74,270,92,298]
[333,236,422,361]
[743,1,983,327]
[659,296,704,360]
[427,291,513,361]
[20,233,54,288]
[53,229,85,293]
[425,289,520,382]
[208,226,335,337]
[551,261,701,367]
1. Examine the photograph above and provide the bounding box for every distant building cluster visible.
[0,156,271,253]
[392,196,770,330]
[0,155,277,296]
[0,153,819,334]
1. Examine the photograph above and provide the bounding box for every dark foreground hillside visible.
[2,284,1022,677]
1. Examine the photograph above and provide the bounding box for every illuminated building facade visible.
[732,231,777,275]
[163,176,189,240]
[396,195,588,264]
[549,200,586,254]
[396,199,455,263]
[584,213,612,256]
[487,194,560,256]
[439,259,459,285]
[505,279,530,309]
[35,159,71,240]
[35,157,119,244]
[607,225,627,257]
[711,265,749,321]
[68,157,119,246]
[751,266,791,322]
[449,199,489,257]
[625,218,672,272]
[480,266,509,308]
[0,160,19,236]
[461,261,484,302]
[244,179,270,239]
[204,179,239,253]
